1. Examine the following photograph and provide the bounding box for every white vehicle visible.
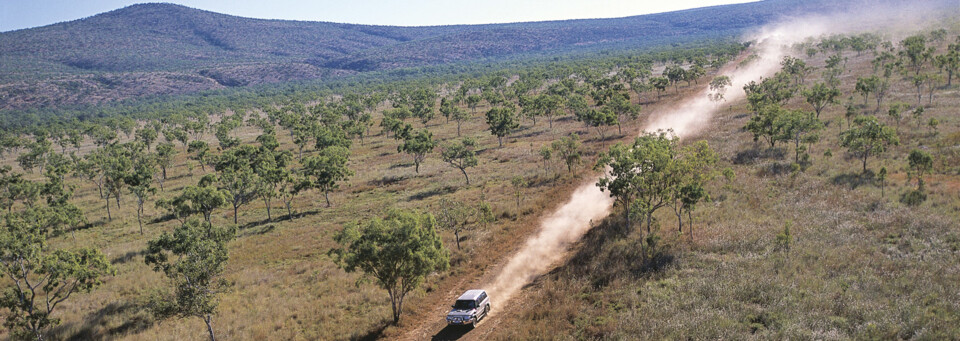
[445,290,491,327]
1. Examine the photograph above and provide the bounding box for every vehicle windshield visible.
[453,300,476,310]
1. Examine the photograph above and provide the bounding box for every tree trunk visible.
[460,168,470,185]
[456,121,462,137]
[263,197,272,221]
[233,204,239,224]
[324,191,331,208]
[204,315,216,341]
[862,153,869,173]
[105,195,112,221]
[162,167,167,180]
[455,230,461,250]
[137,203,144,235]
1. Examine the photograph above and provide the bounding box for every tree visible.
[278,173,305,218]
[251,144,291,221]
[330,209,449,324]
[145,219,235,341]
[934,43,959,86]
[886,102,909,134]
[577,108,618,142]
[136,126,159,151]
[301,146,353,207]
[596,131,679,235]
[664,65,685,93]
[878,166,887,197]
[213,145,260,225]
[912,106,925,128]
[899,35,929,75]
[126,152,157,234]
[440,138,478,185]
[0,206,112,341]
[854,76,879,107]
[605,91,640,135]
[398,129,437,174]
[536,94,564,129]
[436,198,473,250]
[669,141,718,237]
[511,176,528,210]
[777,110,823,164]
[840,115,899,173]
[650,77,669,99]
[708,75,732,102]
[745,104,788,148]
[551,133,582,173]
[485,106,519,148]
[802,82,841,118]
[188,141,211,171]
[908,149,933,190]
[157,176,228,224]
[443,101,471,136]
[155,142,177,180]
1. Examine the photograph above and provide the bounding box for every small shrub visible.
[900,189,927,206]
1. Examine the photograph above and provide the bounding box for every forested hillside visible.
[0,0,896,110]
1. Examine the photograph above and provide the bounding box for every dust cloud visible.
[483,0,954,313]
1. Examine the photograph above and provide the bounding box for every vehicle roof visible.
[457,290,486,300]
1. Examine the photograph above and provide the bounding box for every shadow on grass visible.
[389,162,415,170]
[353,322,390,341]
[51,301,154,341]
[732,147,786,165]
[408,186,458,201]
[111,249,148,265]
[431,325,472,340]
[831,170,875,189]
[237,210,322,235]
[551,214,675,289]
[368,174,409,187]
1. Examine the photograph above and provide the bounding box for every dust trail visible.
[485,25,798,310]
[484,0,952,313]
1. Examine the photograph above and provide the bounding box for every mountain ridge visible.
[1,0,936,110]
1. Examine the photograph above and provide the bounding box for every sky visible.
[0,0,759,32]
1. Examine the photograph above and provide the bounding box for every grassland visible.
[485,32,960,340]
[2,22,959,341]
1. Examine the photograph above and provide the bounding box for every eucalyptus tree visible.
[440,138,479,185]
[0,204,112,341]
[301,146,353,207]
[436,198,473,250]
[188,140,211,171]
[802,82,841,118]
[485,106,520,148]
[330,209,449,324]
[145,218,235,341]
[840,115,899,173]
[126,149,158,234]
[213,145,261,224]
[155,142,177,180]
[399,129,437,174]
[551,133,582,174]
[596,130,680,235]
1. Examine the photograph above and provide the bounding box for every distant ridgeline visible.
[0,0,954,125]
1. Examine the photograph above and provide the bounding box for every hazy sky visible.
[1,0,759,32]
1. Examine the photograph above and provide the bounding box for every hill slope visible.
[0,0,845,110]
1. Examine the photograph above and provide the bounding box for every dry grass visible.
[0,69,666,340]
[488,33,960,340]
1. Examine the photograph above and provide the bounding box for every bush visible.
[899,189,927,206]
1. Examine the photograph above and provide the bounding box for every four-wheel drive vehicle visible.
[446,290,491,327]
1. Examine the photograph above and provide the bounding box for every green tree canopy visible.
[330,209,449,324]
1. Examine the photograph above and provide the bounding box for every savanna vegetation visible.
[0,3,958,341]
